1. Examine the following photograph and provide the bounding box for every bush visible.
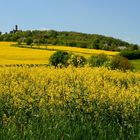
[17,38,23,45]
[68,54,86,67]
[26,37,33,45]
[49,51,70,67]
[120,50,140,60]
[109,55,133,71]
[88,54,108,67]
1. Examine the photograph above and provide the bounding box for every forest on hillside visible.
[0,30,139,51]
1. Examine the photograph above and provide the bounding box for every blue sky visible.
[0,0,140,44]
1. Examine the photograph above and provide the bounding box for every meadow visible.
[0,66,140,139]
[131,59,140,71]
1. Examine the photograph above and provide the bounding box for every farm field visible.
[45,45,119,57]
[0,42,55,65]
[0,42,118,64]
[0,42,140,71]
[0,42,140,139]
[0,66,140,139]
[0,42,119,65]
[18,45,140,71]
[23,44,119,58]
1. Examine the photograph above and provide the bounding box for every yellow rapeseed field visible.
[45,45,119,58]
[0,66,140,139]
[0,66,140,119]
[0,42,119,65]
[0,42,55,65]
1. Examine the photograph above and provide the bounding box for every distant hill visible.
[0,30,139,51]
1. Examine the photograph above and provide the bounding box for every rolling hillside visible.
[0,30,139,51]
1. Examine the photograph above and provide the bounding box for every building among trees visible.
[10,25,19,33]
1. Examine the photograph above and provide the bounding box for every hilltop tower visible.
[15,25,18,32]
[9,25,19,34]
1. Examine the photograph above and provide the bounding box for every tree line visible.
[49,51,133,71]
[0,30,139,51]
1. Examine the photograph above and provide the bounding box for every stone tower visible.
[15,25,18,32]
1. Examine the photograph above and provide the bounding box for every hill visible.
[0,30,139,51]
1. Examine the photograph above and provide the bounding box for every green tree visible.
[26,37,33,45]
[109,55,133,71]
[88,54,108,67]
[49,51,70,67]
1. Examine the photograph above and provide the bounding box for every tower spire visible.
[15,25,18,32]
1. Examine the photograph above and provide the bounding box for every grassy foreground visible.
[130,59,140,71]
[0,66,140,140]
